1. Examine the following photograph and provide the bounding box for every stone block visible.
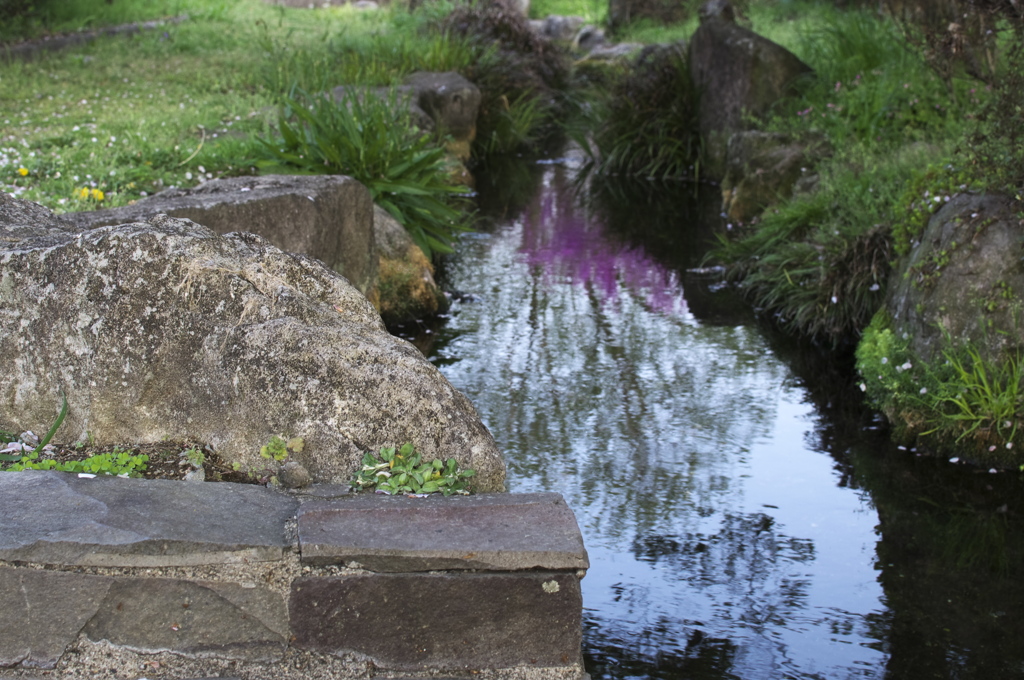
[82,578,289,662]
[60,174,377,295]
[290,571,583,671]
[0,471,299,567]
[297,492,589,572]
[0,567,111,670]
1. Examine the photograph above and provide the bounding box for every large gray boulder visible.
[60,174,376,295]
[886,192,1024,366]
[0,201,505,491]
[689,0,813,178]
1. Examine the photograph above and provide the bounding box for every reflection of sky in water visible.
[431,165,886,679]
[519,172,690,320]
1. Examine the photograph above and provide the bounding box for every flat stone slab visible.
[297,492,589,571]
[81,577,289,661]
[290,572,583,670]
[0,471,299,566]
[0,567,112,669]
[0,566,287,669]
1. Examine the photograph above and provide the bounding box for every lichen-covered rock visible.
[0,207,505,490]
[689,0,813,178]
[721,130,829,223]
[60,174,377,296]
[373,205,448,327]
[886,192,1024,366]
[0,189,75,245]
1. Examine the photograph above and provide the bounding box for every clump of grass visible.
[575,42,700,180]
[257,88,469,258]
[856,311,1024,466]
[712,150,918,347]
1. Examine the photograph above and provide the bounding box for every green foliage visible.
[351,442,476,496]
[439,1,570,158]
[963,39,1024,197]
[856,312,1024,465]
[576,42,701,180]
[260,435,303,462]
[257,88,469,258]
[890,163,975,257]
[767,5,976,151]
[713,155,909,346]
[183,446,206,469]
[1,448,149,477]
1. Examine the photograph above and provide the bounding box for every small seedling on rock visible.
[351,442,475,496]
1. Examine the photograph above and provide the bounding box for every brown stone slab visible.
[0,567,111,670]
[82,578,288,662]
[0,471,299,567]
[297,492,589,571]
[290,571,583,671]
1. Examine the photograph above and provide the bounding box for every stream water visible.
[405,153,1024,680]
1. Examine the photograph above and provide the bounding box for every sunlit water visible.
[417,158,1024,680]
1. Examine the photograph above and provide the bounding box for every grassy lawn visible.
[0,0,458,211]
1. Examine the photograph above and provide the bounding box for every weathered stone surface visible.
[290,572,583,670]
[0,567,111,669]
[297,492,589,571]
[60,174,377,295]
[82,578,289,661]
[0,191,75,246]
[373,204,448,326]
[0,213,505,489]
[721,130,828,223]
[403,71,481,160]
[0,471,298,566]
[886,192,1024,365]
[689,0,813,178]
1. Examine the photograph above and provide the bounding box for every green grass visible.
[529,0,606,24]
[0,0,229,43]
[857,312,1024,466]
[258,88,469,257]
[707,3,984,346]
[0,0,492,236]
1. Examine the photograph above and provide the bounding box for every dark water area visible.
[407,153,1024,680]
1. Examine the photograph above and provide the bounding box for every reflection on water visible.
[423,159,1024,679]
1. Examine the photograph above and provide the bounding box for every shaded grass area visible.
[709,3,982,348]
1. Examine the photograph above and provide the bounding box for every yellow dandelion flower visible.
[78,187,90,199]
[90,188,105,201]
[17,167,28,176]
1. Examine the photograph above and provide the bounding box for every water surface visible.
[419,158,1024,680]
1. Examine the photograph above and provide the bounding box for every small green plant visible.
[183,446,206,469]
[351,442,475,496]
[856,312,1024,463]
[0,393,68,463]
[1,448,149,477]
[260,435,304,463]
[256,88,470,258]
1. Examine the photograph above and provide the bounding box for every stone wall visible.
[0,471,588,680]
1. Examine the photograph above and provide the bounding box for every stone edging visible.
[0,471,589,679]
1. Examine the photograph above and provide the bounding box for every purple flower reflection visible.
[518,173,688,318]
